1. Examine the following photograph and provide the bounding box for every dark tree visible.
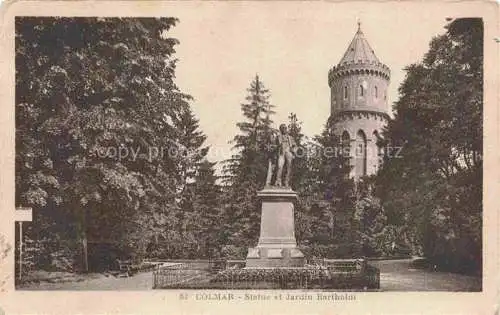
[220,75,275,255]
[376,18,483,274]
[15,17,198,271]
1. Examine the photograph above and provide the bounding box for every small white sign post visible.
[15,207,32,281]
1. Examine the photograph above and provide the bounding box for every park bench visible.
[116,259,137,277]
[226,259,245,270]
[324,258,366,273]
[208,259,226,272]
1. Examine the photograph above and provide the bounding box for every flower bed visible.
[210,267,324,289]
[152,261,380,289]
[210,265,379,290]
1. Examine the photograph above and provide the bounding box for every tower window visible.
[359,85,364,97]
[343,86,348,99]
[375,86,378,98]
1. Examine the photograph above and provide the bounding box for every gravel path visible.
[370,259,481,291]
[20,259,481,291]
[20,262,181,290]
[21,271,154,290]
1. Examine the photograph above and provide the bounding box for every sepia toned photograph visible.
[1,0,498,314]
[12,13,484,292]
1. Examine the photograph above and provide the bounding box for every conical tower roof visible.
[338,23,380,65]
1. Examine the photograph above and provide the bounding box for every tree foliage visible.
[220,75,275,252]
[293,117,367,258]
[15,17,215,270]
[376,18,483,274]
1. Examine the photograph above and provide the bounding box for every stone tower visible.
[328,23,390,179]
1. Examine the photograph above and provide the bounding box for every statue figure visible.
[264,132,277,186]
[265,124,296,188]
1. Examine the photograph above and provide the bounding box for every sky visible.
[165,2,451,166]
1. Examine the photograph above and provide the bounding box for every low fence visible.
[152,259,225,289]
[152,259,380,290]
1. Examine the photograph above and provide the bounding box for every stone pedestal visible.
[246,188,305,268]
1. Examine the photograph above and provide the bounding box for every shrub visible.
[300,243,364,259]
[220,245,247,259]
[210,265,379,289]
[211,267,328,287]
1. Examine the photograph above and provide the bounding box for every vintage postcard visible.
[0,0,498,314]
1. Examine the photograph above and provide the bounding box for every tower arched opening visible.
[341,131,351,159]
[355,130,367,178]
[359,84,364,97]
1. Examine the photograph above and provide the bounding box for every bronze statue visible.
[265,124,296,188]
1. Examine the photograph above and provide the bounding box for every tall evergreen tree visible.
[170,107,209,248]
[172,107,209,193]
[221,75,275,254]
[191,160,222,257]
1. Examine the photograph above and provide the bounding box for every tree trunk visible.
[77,208,89,273]
[82,232,88,273]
